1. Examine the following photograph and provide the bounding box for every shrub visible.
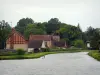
[0,50,17,56]
[16,48,25,55]
[41,48,50,52]
[73,40,85,48]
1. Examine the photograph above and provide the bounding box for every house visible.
[6,28,61,51]
[6,28,28,50]
[28,40,47,52]
[29,35,59,48]
[28,40,43,52]
[53,41,67,49]
[28,35,60,52]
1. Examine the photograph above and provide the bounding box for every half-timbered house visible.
[6,28,65,51]
[6,28,28,50]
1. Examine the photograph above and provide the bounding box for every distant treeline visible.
[0,18,100,49]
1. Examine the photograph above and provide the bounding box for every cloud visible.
[15,10,26,17]
[0,0,100,31]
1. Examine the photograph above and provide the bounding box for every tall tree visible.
[24,24,46,39]
[15,18,34,34]
[0,20,11,49]
[35,22,47,31]
[46,18,61,34]
[77,23,82,39]
[90,29,100,49]
[57,24,82,45]
[86,26,95,41]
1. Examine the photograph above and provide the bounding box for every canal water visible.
[0,52,100,75]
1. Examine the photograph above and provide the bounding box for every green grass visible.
[0,52,56,60]
[0,49,90,60]
[51,49,90,53]
[88,50,100,61]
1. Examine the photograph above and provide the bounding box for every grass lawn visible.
[0,52,56,60]
[51,49,90,53]
[0,49,90,60]
[88,50,100,61]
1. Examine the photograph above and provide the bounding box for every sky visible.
[0,0,100,31]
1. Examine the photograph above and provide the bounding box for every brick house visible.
[6,28,61,51]
[29,35,60,48]
[6,28,28,50]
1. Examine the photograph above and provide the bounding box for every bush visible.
[17,48,25,55]
[0,50,17,56]
[73,40,85,48]
[41,48,50,52]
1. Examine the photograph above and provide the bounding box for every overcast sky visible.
[0,0,100,31]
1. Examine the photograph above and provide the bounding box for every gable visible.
[6,31,27,44]
[52,36,60,41]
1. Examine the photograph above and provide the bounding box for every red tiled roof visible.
[6,28,27,44]
[29,35,52,41]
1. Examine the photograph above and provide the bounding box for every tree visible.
[82,26,95,45]
[0,20,11,49]
[74,40,84,48]
[15,18,34,34]
[90,29,100,49]
[85,26,95,41]
[57,24,82,45]
[46,18,61,34]
[82,32,87,43]
[77,23,82,39]
[35,22,47,32]
[24,24,46,39]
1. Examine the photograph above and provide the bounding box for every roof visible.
[6,28,27,44]
[53,41,67,47]
[7,28,26,40]
[29,35,52,41]
[28,40,43,48]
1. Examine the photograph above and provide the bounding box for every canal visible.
[0,52,100,75]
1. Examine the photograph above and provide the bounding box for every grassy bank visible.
[0,52,56,60]
[0,49,90,60]
[88,50,100,61]
[50,49,90,53]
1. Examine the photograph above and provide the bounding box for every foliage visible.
[35,22,47,31]
[0,50,17,56]
[83,26,95,42]
[73,40,85,48]
[24,24,46,39]
[14,17,84,46]
[17,48,25,55]
[82,27,100,49]
[57,24,82,45]
[46,18,61,34]
[80,27,100,49]
[90,29,100,49]
[48,48,89,53]
[15,18,34,34]
[2,17,98,49]
[0,20,11,49]
[88,50,100,61]
[41,48,50,52]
